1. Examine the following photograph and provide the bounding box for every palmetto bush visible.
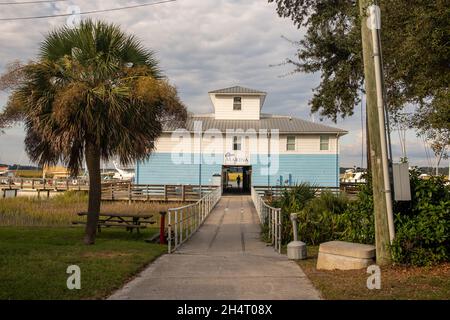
[269,183,371,246]
[297,191,350,245]
[270,183,317,244]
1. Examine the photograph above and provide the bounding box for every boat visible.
[112,161,135,181]
[341,168,367,183]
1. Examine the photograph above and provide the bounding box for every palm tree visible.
[2,20,187,244]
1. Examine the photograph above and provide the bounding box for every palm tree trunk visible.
[84,142,101,245]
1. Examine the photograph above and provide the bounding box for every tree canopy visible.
[0,20,187,174]
[0,20,187,244]
[269,0,449,156]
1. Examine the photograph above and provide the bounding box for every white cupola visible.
[208,86,266,120]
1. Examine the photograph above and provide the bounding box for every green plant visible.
[1,20,187,244]
[391,171,450,266]
[296,191,349,245]
[338,179,375,244]
[269,183,317,244]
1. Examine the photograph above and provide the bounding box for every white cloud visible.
[0,0,443,169]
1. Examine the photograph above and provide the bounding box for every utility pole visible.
[359,0,393,265]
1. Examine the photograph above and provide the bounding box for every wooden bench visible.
[37,188,52,199]
[316,241,376,270]
[1,187,19,198]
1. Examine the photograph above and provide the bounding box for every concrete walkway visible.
[109,196,321,300]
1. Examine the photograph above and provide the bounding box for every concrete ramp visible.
[109,196,321,300]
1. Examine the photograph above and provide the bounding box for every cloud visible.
[0,0,443,169]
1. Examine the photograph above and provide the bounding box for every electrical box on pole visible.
[393,163,411,201]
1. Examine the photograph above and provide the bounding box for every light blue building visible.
[136,86,347,192]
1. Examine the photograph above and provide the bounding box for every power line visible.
[0,0,176,21]
[0,0,66,5]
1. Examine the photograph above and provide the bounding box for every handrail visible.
[167,187,221,253]
[251,186,282,253]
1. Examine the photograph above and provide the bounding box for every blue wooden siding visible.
[136,153,339,187]
[136,153,222,185]
[251,154,339,187]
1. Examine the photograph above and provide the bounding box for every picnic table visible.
[73,212,156,233]
[1,187,19,198]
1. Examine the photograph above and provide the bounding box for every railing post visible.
[179,209,183,244]
[182,185,186,202]
[164,185,168,202]
[159,211,167,244]
[168,211,172,253]
[271,208,275,245]
[279,209,282,253]
[186,207,190,239]
[196,202,200,231]
[275,209,279,252]
[146,185,150,201]
[174,210,178,249]
[128,183,132,204]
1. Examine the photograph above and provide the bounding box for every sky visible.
[0,0,444,169]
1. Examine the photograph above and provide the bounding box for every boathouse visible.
[136,86,347,192]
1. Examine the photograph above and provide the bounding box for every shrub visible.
[269,183,317,244]
[391,171,450,266]
[337,179,375,244]
[296,191,349,245]
[263,170,449,267]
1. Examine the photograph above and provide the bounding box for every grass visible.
[0,192,184,299]
[0,191,185,226]
[0,227,166,300]
[297,246,450,300]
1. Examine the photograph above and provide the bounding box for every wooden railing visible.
[0,177,221,203]
[100,182,220,202]
[252,183,363,198]
[0,177,89,191]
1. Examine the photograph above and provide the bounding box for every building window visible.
[233,136,242,151]
[233,97,242,110]
[286,136,296,151]
[320,135,330,150]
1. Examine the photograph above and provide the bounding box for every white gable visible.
[208,86,266,120]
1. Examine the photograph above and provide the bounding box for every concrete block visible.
[316,241,375,270]
[287,241,307,260]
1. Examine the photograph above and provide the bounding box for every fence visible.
[101,183,219,202]
[251,186,282,253]
[167,187,222,253]
[0,178,219,202]
[0,177,89,192]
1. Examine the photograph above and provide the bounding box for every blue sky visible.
[0,0,443,168]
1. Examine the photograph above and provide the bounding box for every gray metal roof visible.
[208,86,267,95]
[165,114,348,135]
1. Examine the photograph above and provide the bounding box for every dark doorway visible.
[222,166,252,195]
